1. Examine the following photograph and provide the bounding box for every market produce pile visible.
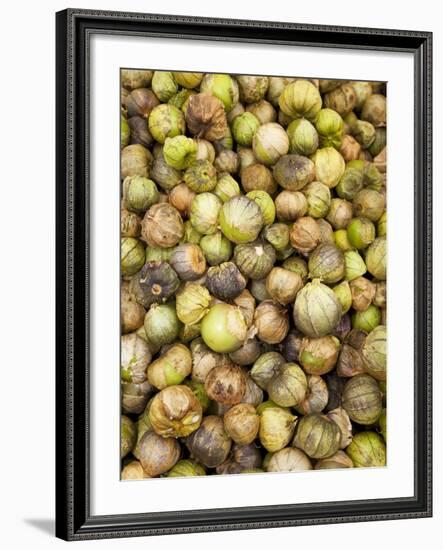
[120,70,387,480]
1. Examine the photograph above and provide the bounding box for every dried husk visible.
[339,134,362,162]
[151,71,178,102]
[126,88,160,118]
[206,262,247,301]
[319,79,346,93]
[315,450,353,469]
[324,372,346,412]
[289,217,321,254]
[308,243,345,284]
[123,176,159,217]
[311,147,346,188]
[129,261,180,308]
[186,415,232,468]
[316,218,335,245]
[293,413,341,459]
[293,280,342,338]
[267,76,295,106]
[373,280,387,308]
[265,267,303,305]
[150,155,182,191]
[275,191,308,222]
[326,198,353,230]
[323,83,356,116]
[120,143,153,179]
[121,380,153,415]
[219,196,264,244]
[252,123,289,165]
[195,139,216,163]
[170,243,206,281]
[350,81,373,110]
[267,447,313,472]
[121,237,145,277]
[299,335,341,376]
[214,150,239,173]
[143,303,181,347]
[121,333,151,383]
[173,71,204,89]
[168,183,196,217]
[149,384,202,437]
[141,203,184,247]
[232,289,256,328]
[121,281,145,333]
[327,407,353,448]
[200,73,239,112]
[315,108,344,149]
[267,363,308,407]
[249,278,271,302]
[250,351,285,390]
[139,431,181,476]
[148,104,185,145]
[185,93,228,141]
[361,325,387,381]
[287,118,319,156]
[232,112,260,146]
[303,181,331,218]
[361,94,387,127]
[216,443,262,474]
[229,338,261,366]
[258,405,297,452]
[241,372,264,407]
[336,343,365,377]
[279,80,322,121]
[273,154,316,191]
[278,330,304,363]
[295,375,329,415]
[167,459,206,477]
[234,240,276,280]
[350,276,376,311]
[147,343,192,390]
[353,188,385,222]
[128,116,154,148]
[205,364,247,405]
[241,163,277,194]
[121,70,153,90]
[346,431,386,467]
[263,223,290,251]
[190,338,227,382]
[352,303,381,333]
[121,415,137,458]
[189,192,222,235]
[342,373,383,425]
[344,250,367,281]
[223,403,260,445]
[176,283,211,325]
[253,300,289,344]
[365,236,387,280]
[184,159,217,193]
[237,75,269,103]
[121,460,151,480]
[246,99,277,124]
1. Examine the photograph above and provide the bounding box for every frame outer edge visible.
[55,10,433,540]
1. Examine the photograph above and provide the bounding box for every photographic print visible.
[120,72,387,480]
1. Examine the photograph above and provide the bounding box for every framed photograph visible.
[55,8,432,541]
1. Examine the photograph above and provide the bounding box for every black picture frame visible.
[55,8,432,541]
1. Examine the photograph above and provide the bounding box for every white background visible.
[0,0,440,548]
